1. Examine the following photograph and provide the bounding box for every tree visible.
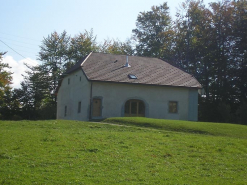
[17,30,72,119]
[68,29,99,63]
[174,0,247,123]
[232,0,247,103]
[174,0,214,99]
[16,64,53,120]
[209,1,235,103]
[0,52,13,119]
[99,39,134,55]
[38,31,70,102]
[0,52,12,93]
[132,2,174,58]
[173,0,239,122]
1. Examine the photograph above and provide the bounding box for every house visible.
[56,52,202,121]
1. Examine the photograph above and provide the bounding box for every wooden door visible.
[92,98,102,117]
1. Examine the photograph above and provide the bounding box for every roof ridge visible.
[81,52,93,66]
[91,52,170,60]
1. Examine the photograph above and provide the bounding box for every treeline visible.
[0,0,246,124]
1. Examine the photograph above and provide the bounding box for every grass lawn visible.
[104,117,247,139]
[0,118,247,184]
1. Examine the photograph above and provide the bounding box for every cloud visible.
[3,56,39,89]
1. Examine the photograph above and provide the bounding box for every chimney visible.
[124,55,131,67]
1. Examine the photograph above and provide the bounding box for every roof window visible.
[128,74,137,79]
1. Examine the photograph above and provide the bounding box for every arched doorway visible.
[124,99,145,117]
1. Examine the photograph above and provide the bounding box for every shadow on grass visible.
[103,118,210,136]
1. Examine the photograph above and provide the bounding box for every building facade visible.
[57,52,201,121]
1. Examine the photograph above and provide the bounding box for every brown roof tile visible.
[71,52,202,88]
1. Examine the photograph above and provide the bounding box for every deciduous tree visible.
[132,2,174,58]
[99,39,134,55]
[69,29,99,63]
[38,30,70,99]
[0,52,13,119]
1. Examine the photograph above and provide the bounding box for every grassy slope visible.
[0,119,246,184]
[104,117,247,139]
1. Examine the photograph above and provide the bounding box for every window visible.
[128,74,137,79]
[68,78,70,85]
[169,101,178,113]
[78,101,81,113]
[64,106,67,117]
[80,76,81,81]
[125,99,145,117]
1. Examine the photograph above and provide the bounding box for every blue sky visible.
[1,0,217,88]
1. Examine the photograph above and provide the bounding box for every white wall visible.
[188,89,198,121]
[91,82,196,121]
[56,70,90,121]
[57,71,199,121]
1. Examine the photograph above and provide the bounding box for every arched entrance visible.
[124,99,145,117]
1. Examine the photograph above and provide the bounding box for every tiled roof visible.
[65,55,87,74]
[69,52,202,88]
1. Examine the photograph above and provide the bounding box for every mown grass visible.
[104,117,247,139]
[0,119,247,184]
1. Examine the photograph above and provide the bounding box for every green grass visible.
[0,119,247,184]
[104,117,247,139]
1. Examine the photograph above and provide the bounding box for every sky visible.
[1,0,218,89]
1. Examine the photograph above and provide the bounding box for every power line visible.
[0,44,38,55]
[0,41,38,52]
[0,40,35,62]
[1,49,37,57]
[0,32,40,42]
[0,36,39,46]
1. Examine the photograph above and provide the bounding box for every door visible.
[92,98,102,117]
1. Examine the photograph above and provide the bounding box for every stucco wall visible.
[56,70,90,121]
[188,89,198,121]
[57,71,199,121]
[91,82,196,121]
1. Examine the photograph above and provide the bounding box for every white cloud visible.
[3,56,39,89]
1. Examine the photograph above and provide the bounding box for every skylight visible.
[128,74,137,79]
